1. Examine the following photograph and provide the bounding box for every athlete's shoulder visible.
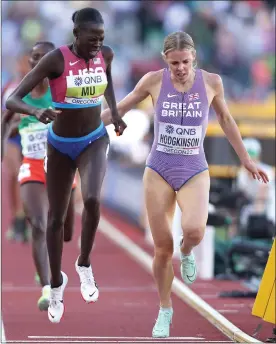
[140,69,163,86]
[134,70,163,94]
[34,48,63,70]
[201,69,223,90]
[38,48,64,78]
[101,45,113,55]
[101,45,114,65]
[45,48,63,61]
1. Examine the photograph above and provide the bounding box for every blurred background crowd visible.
[1,1,275,291]
[2,0,275,101]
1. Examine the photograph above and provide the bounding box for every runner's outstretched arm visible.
[101,72,153,126]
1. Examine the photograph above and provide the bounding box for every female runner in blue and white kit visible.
[6,7,126,324]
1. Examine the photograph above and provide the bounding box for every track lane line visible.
[1,316,6,344]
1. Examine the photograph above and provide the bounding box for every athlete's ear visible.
[73,27,78,38]
[161,52,167,64]
[192,49,197,62]
[28,57,32,68]
[192,50,197,69]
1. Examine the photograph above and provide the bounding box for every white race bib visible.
[20,124,48,159]
[156,122,202,155]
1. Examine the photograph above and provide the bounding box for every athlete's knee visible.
[83,196,100,215]
[47,213,65,233]
[154,238,174,261]
[183,225,205,246]
[29,216,46,240]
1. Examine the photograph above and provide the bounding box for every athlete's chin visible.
[176,74,188,82]
[88,50,99,58]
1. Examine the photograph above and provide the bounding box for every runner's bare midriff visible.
[52,107,102,137]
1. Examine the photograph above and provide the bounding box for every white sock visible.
[160,306,173,312]
[42,285,51,294]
